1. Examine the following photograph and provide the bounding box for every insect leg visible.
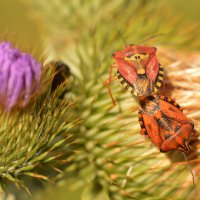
[159,97,189,123]
[103,64,118,107]
[182,152,195,187]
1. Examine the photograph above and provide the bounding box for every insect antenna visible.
[182,152,195,187]
[113,22,128,46]
[136,33,166,45]
[113,22,166,46]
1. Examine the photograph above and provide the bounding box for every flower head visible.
[0,42,41,110]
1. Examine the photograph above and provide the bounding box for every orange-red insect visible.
[104,45,163,106]
[138,95,196,185]
[138,95,194,152]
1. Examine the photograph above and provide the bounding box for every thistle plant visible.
[0,39,76,197]
[13,0,200,199]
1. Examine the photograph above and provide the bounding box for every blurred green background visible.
[0,0,41,42]
[0,0,199,44]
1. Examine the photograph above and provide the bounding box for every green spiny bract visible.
[0,64,76,195]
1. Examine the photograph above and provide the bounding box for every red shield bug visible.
[138,95,195,185]
[104,45,163,106]
[115,45,163,95]
[138,95,194,152]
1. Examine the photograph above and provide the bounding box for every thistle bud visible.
[0,42,41,110]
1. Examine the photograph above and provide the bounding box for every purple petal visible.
[6,65,20,109]
[7,73,23,110]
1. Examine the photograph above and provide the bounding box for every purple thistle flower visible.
[0,42,41,110]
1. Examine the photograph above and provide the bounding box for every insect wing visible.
[138,110,162,147]
[159,96,188,122]
[145,54,160,82]
[117,60,137,85]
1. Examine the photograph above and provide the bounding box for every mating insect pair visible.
[105,44,195,184]
[106,44,194,151]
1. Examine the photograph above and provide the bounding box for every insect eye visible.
[124,53,134,61]
[124,53,149,61]
[126,54,132,58]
